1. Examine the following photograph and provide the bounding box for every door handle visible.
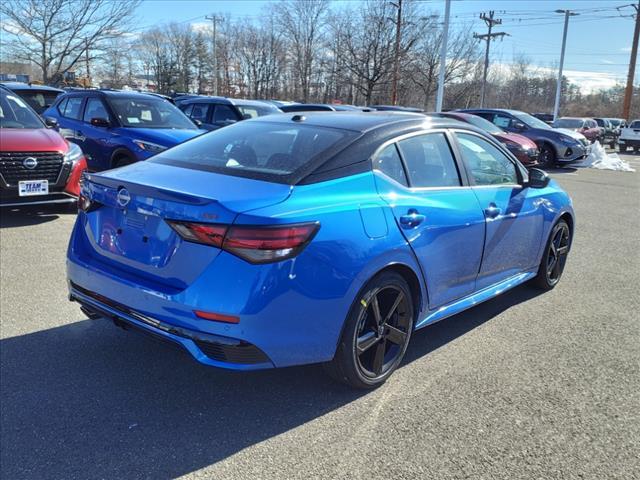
[484,203,501,219]
[399,209,426,228]
[76,131,85,140]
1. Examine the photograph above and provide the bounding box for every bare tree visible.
[0,0,141,84]
[273,0,329,102]
[337,0,397,105]
[407,22,479,109]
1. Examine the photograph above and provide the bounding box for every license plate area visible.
[18,180,49,196]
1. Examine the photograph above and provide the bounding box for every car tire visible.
[531,219,571,290]
[618,145,627,153]
[324,271,414,389]
[538,143,556,168]
[112,155,135,168]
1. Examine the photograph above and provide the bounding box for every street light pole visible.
[435,0,451,112]
[552,10,578,121]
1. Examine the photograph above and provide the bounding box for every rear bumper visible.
[69,282,274,370]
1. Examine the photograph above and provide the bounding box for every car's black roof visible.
[1,82,63,93]
[251,111,486,184]
[459,108,525,115]
[256,111,436,133]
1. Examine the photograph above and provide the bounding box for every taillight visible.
[166,221,319,264]
[78,192,101,212]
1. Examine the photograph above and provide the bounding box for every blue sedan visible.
[67,112,574,388]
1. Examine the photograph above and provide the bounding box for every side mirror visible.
[90,117,110,128]
[526,168,550,189]
[192,119,203,127]
[513,122,526,131]
[44,117,58,129]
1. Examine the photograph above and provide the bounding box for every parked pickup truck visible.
[617,120,640,153]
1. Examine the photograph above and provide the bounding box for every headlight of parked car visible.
[133,139,167,154]
[559,135,578,146]
[64,141,84,164]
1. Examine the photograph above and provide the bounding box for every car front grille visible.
[0,152,64,185]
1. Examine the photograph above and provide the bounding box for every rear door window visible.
[397,133,461,188]
[213,104,238,123]
[189,103,210,123]
[492,114,513,129]
[61,97,84,120]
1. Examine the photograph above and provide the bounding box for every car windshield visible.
[608,119,621,127]
[630,120,640,128]
[235,103,280,119]
[0,90,44,129]
[12,90,60,114]
[553,118,584,129]
[110,96,196,129]
[513,111,551,129]
[149,120,358,181]
[461,114,504,134]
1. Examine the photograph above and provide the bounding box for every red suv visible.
[0,86,86,208]
[552,117,603,144]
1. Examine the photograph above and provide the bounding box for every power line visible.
[474,11,508,107]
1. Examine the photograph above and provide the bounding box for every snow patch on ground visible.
[574,141,635,172]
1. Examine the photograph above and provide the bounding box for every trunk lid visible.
[82,162,292,290]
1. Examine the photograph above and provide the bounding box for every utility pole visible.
[390,0,403,105]
[435,0,451,112]
[473,11,507,108]
[84,37,91,88]
[553,10,579,121]
[205,14,220,96]
[623,1,640,120]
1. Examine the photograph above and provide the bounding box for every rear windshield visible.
[235,103,280,118]
[149,120,359,183]
[13,90,60,114]
[553,118,584,129]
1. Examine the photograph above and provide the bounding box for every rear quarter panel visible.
[231,171,425,365]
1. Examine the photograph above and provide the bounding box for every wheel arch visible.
[328,260,426,361]
[110,147,136,168]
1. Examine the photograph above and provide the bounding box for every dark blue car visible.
[68,112,574,388]
[43,90,202,171]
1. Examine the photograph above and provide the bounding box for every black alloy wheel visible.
[325,271,414,388]
[354,285,412,379]
[532,220,571,290]
[538,143,556,168]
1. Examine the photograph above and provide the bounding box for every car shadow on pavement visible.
[0,284,541,479]
[0,204,76,228]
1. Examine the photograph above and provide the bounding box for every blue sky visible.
[136,0,637,92]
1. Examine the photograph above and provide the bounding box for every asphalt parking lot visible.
[1,155,639,480]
